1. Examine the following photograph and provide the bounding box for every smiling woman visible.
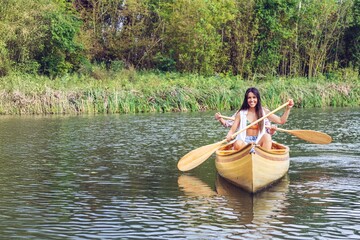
[177,102,290,172]
[226,87,294,150]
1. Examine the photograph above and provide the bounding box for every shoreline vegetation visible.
[0,69,359,115]
[1,1,360,115]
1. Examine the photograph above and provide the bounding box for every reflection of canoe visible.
[215,142,289,193]
[177,174,289,224]
[215,174,289,224]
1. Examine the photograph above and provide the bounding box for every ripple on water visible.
[0,110,359,239]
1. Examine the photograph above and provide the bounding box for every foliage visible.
[297,0,353,77]
[0,0,358,78]
[156,0,236,75]
[0,0,47,75]
[0,69,358,115]
[74,0,156,67]
[342,0,360,72]
[38,9,83,77]
[222,0,257,78]
[253,0,298,76]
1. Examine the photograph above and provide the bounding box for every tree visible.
[222,0,258,78]
[342,0,360,72]
[157,0,236,75]
[297,0,352,77]
[253,0,298,77]
[0,0,48,75]
[0,0,84,77]
[38,5,84,76]
[74,0,160,69]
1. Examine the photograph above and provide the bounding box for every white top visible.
[235,109,266,144]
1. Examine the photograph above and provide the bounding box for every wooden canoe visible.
[215,142,289,193]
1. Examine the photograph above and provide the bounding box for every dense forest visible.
[0,0,359,79]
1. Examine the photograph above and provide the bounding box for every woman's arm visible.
[226,112,240,142]
[215,112,233,128]
[266,99,294,124]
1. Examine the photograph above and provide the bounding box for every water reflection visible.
[178,175,217,197]
[0,108,359,239]
[178,174,289,225]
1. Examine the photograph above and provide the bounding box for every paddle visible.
[218,115,332,144]
[272,127,332,144]
[177,102,290,172]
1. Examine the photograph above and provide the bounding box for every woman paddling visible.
[215,111,277,138]
[225,87,294,150]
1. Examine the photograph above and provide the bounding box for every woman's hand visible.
[215,112,222,120]
[287,99,294,109]
[226,133,233,142]
[268,124,277,135]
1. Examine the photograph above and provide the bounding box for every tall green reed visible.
[0,70,358,115]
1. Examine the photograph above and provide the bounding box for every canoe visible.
[215,142,289,193]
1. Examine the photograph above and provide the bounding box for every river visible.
[0,107,359,239]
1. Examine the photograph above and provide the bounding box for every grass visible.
[0,68,359,115]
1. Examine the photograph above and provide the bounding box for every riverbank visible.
[0,70,359,115]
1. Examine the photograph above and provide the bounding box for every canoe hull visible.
[215,142,289,193]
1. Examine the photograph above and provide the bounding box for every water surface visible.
[0,107,359,239]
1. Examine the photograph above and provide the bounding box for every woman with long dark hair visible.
[226,87,294,150]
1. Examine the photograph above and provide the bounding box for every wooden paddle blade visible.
[284,129,332,144]
[177,141,225,172]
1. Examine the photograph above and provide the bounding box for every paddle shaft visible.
[218,114,332,144]
[219,114,290,133]
[219,114,321,133]
[229,102,289,140]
